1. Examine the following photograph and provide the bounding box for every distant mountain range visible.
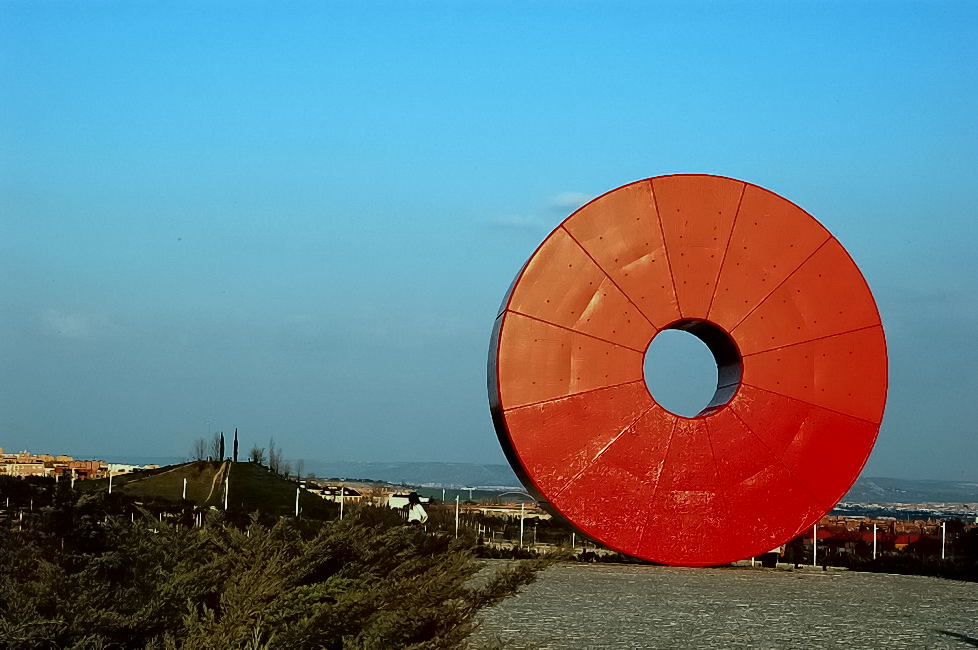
[843,476,978,504]
[303,460,523,489]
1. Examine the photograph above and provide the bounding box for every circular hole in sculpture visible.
[643,320,742,418]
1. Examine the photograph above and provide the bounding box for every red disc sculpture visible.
[489,174,887,566]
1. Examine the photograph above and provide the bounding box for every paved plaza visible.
[473,563,978,649]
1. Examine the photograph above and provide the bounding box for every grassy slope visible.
[81,461,335,518]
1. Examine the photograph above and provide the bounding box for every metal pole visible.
[108,473,113,494]
[340,484,344,520]
[872,523,877,560]
[224,476,229,511]
[572,531,575,550]
[182,478,187,500]
[455,495,460,538]
[812,524,817,567]
[941,521,946,560]
[295,487,300,518]
[520,503,525,548]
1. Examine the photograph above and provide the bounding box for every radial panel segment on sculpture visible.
[489,174,887,567]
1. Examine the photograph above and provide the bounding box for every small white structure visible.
[388,493,430,524]
[107,463,157,475]
[387,493,430,509]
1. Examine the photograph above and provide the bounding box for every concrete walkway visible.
[473,563,978,649]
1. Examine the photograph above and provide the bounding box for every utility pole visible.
[520,503,525,548]
[872,523,877,560]
[941,521,946,560]
[455,495,460,538]
[812,524,818,567]
[339,485,344,520]
[295,486,300,518]
[182,478,187,500]
[224,475,229,511]
[108,472,113,494]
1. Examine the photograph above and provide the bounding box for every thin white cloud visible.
[550,191,594,211]
[486,192,595,232]
[486,215,545,231]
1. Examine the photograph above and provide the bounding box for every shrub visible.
[0,500,547,648]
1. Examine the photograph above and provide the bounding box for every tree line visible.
[189,433,302,479]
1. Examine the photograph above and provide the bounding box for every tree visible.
[294,458,305,482]
[209,433,222,460]
[190,438,207,461]
[268,437,283,475]
[248,445,266,465]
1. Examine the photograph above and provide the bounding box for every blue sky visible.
[1,1,976,480]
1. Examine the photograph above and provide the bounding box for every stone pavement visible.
[472,563,978,649]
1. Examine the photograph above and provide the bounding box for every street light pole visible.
[454,495,460,538]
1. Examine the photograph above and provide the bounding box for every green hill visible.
[81,461,335,519]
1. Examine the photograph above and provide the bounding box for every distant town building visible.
[305,483,434,524]
[307,484,363,503]
[0,448,154,480]
[468,503,551,519]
